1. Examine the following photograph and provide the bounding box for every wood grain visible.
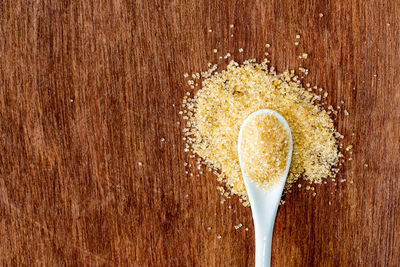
[0,0,399,266]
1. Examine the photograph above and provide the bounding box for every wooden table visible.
[1,1,399,266]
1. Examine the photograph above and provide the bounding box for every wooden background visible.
[0,0,399,266]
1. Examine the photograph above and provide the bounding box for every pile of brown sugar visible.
[182,59,342,205]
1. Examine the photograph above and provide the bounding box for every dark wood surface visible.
[1,0,399,266]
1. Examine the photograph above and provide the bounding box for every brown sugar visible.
[182,59,341,201]
[240,113,291,191]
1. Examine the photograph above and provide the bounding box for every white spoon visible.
[238,109,293,267]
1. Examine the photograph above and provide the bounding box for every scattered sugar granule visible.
[245,228,249,231]
[301,53,308,59]
[364,163,369,168]
[137,162,143,166]
[161,138,165,142]
[346,145,353,151]
[294,42,299,46]
[184,73,189,78]
[230,24,234,28]
[239,48,244,53]
[213,49,218,53]
[298,184,302,188]
[239,112,291,191]
[265,44,271,48]
[208,29,212,33]
[217,235,222,239]
[234,223,243,230]
[296,34,301,39]
[319,13,324,17]
[231,34,234,38]
[207,227,212,230]
[182,60,342,201]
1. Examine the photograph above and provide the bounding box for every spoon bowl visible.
[238,109,293,267]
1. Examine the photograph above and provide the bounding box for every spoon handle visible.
[247,183,282,267]
[254,218,275,267]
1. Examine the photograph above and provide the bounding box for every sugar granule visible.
[182,60,341,200]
